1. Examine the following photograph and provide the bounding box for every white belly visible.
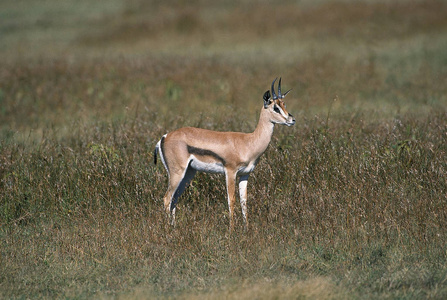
[190,157,225,174]
[189,155,257,175]
[237,162,256,175]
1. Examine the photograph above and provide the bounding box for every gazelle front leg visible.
[225,169,237,231]
[238,174,249,230]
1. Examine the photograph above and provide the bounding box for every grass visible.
[1,0,447,298]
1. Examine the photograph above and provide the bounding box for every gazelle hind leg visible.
[163,178,177,225]
[163,161,196,226]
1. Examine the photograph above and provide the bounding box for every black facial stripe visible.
[187,145,227,166]
[273,105,281,114]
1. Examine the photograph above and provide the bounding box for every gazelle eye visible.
[273,105,281,114]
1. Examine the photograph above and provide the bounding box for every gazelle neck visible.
[250,107,275,156]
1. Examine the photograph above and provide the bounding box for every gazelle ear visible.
[263,90,271,108]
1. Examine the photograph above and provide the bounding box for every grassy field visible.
[1,0,447,298]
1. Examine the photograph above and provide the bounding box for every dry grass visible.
[1,0,447,299]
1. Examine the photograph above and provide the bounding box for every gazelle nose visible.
[289,113,295,122]
[288,113,296,126]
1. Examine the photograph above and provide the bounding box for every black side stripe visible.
[187,145,226,166]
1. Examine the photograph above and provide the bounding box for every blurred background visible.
[2,1,447,298]
[1,0,446,133]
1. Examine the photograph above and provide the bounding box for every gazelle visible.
[154,78,295,230]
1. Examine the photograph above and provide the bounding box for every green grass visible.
[1,0,447,298]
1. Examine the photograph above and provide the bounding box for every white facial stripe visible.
[280,107,288,119]
[275,105,288,119]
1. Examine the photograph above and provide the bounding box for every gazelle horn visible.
[278,77,282,98]
[281,88,292,98]
[271,77,278,100]
[272,77,291,99]
[278,77,292,99]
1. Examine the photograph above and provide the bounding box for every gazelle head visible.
[263,78,296,126]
